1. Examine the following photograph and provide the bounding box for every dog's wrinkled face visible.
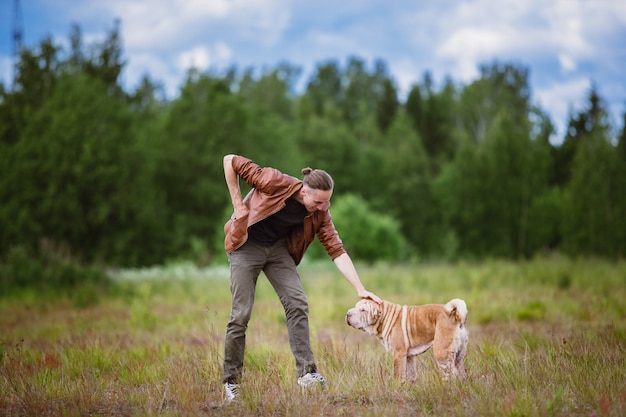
[346,299,381,336]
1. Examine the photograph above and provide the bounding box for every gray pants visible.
[222,239,316,384]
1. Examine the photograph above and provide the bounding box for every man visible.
[222,154,381,401]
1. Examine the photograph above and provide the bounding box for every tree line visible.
[1,23,625,270]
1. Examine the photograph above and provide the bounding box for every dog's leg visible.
[455,354,467,378]
[405,355,418,381]
[434,350,456,379]
[393,353,408,379]
[454,333,468,377]
[433,335,458,380]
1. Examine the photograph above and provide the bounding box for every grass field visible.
[1,256,625,416]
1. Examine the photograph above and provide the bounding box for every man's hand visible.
[234,205,249,219]
[358,289,382,304]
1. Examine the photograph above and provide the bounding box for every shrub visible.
[0,245,111,300]
[329,193,408,262]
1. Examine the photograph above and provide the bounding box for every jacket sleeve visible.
[232,155,291,195]
[316,211,347,261]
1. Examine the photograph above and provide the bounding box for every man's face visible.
[301,186,332,212]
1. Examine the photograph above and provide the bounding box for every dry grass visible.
[1,257,625,416]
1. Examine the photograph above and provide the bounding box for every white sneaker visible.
[297,372,327,389]
[224,382,239,402]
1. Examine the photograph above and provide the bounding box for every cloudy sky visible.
[1,0,625,139]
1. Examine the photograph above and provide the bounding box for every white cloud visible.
[176,42,232,73]
[233,0,291,46]
[121,51,180,96]
[110,1,229,50]
[120,40,234,98]
[390,58,423,100]
[436,27,510,81]
[109,0,289,49]
[0,56,13,88]
[539,1,591,59]
[432,1,539,82]
[307,31,361,56]
[535,77,591,137]
[430,0,623,84]
[79,0,291,96]
[212,41,233,64]
[558,54,576,73]
[177,46,211,72]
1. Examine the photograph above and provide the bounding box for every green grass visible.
[1,256,625,416]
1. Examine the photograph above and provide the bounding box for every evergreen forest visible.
[2,23,625,279]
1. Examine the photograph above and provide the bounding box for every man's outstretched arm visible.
[333,252,382,303]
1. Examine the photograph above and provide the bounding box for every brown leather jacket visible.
[223,155,346,265]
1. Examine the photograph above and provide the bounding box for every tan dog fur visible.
[346,299,468,380]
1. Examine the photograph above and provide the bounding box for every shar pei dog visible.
[346,298,468,380]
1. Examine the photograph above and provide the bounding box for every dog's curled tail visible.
[445,298,468,324]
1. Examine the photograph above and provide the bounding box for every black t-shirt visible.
[248,196,308,246]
